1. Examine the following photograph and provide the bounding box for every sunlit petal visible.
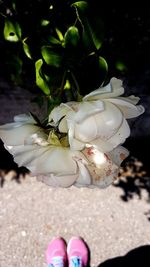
[82,146,119,188]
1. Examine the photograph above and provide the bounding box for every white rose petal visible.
[15,146,77,176]
[75,159,91,186]
[73,101,123,144]
[37,173,78,188]
[106,98,145,118]
[80,146,119,188]
[108,146,129,166]
[0,123,40,146]
[91,118,130,152]
[48,104,70,123]
[83,77,124,101]
[68,120,85,151]
[71,101,104,123]
[58,117,68,133]
[14,113,35,123]
[117,95,140,105]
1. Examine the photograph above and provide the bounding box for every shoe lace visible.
[47,256,64,267]
[70,256,82,267]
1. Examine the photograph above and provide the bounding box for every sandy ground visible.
[0,83,150,266]
[0,175,150,267]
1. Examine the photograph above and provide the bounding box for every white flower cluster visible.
[0,78,145,188]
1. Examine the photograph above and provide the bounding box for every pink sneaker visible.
[67,237,89,267]
[46,237,67,267]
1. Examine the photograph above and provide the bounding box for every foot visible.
[46,237,67,267]
[67,237,89,267]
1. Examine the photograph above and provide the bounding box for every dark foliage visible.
[1,2,150,92]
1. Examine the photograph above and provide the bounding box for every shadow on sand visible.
[97,245,150,267]
[0,139,29,186]
[114,136,150,203]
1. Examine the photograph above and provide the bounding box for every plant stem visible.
[70,71,82,101]
[59,70,67,97]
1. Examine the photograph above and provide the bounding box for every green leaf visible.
[4,19,22,42]
[97,56,108,84]
[49,4,54,10]
[48,36,61,45]
[71,1,88,13]
[115,60,128,72]
[82,17,104,50]
[35,59,50,95]
[98,56,108,74]
[22,38,32,59]
[12,2,17,11]
[64,26,80,47]
[41,46,62,68]
[64,79,71,90]
[55,28,64,41]
[41,19,50,26]
[72,2,104,51]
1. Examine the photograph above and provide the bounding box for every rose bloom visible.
[0,77,144,188]
[49,77,145,152]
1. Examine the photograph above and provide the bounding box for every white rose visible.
[49,77,145,152]
[0,113,129,188]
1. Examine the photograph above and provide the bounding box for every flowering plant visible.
[0,77,144,188]
[0,1,145,188]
